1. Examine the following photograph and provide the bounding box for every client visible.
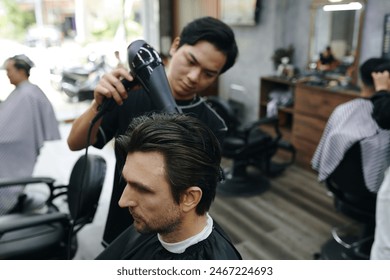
[96,113,242,260]
[312,58,390,193]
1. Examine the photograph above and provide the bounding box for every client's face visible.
[119,151,182,235]
[5,60,23,86]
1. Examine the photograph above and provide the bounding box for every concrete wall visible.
[361,0,390,63]
[219,0,390,122]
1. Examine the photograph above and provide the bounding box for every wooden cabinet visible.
[291,84,357,170]
[259,76,359,170]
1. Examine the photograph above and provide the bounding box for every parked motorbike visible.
[55,53,111,102]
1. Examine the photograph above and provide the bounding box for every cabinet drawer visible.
[295,85,356,120]
[292,113,327,170]
[292,135,319,170]
[292,113,327,144]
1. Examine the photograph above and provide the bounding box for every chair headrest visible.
[67,155,106,224]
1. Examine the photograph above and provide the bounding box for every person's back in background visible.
[312,57,390,193]
[0,55,61,215]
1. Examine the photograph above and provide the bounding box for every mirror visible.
[308,0,366,86]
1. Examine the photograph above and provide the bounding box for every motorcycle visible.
[54,53,111,102]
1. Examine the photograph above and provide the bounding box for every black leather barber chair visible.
[206,96,295,196]
[0,154,106,260]
[317,143,377,260]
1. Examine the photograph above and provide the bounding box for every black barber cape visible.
[96,222,242,260]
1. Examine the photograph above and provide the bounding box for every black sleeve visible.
[371,90,390,130]
[93,104,120,149]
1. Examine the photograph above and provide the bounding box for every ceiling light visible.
[323,2,363,11]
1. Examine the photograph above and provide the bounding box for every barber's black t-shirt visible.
[371,90,390,130]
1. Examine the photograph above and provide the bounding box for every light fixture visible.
[323,2,363,11]
[328,0,343,2]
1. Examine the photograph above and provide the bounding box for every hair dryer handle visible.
[92,79,137,125]
[147,64,182,114]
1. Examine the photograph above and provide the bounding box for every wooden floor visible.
[210,161,353,260]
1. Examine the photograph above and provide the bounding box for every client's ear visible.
[180,186,202,213]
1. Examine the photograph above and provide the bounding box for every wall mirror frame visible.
[308,0,366,86]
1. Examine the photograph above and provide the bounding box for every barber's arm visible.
[371,71,390,130]
[372,70,390,92]
[67,68,133,151]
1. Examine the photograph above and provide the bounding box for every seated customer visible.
[96,113,242,260]
[370,69,390,260]
[317,46,339,71]
[312,58,390,193]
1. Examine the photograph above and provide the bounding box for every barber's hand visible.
[94,68,134,106]
[372,71,390,92]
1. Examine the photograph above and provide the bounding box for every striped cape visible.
[0,81,61,214]
[312,98,390,193]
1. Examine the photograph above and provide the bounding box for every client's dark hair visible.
[115,113,222,215]
[360,58,389,87]
[178,16,238,74]
[374,62,390,73]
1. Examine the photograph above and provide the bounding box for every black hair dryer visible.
[127,40,182,114]
[97,40,181,117]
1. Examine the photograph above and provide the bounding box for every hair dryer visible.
[128,40,181,114]
[96,40,181,119]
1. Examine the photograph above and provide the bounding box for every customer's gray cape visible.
[312,98,390,193]
[0,81,61,214]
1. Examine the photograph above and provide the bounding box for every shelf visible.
[278,106,294,114]
[261,76,294,86]
[259,76,296,120]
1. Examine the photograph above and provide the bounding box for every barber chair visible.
[0,154,106,260]
[206,96,295,196]
[317,143,377,260]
